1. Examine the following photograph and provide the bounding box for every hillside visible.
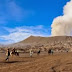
[6,36,72,52]
[20,36,72,44]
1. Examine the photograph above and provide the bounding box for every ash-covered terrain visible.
[1,36,72,53]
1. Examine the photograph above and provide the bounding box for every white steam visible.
[51,0,72,36]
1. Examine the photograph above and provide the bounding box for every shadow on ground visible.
[0,60,27,64]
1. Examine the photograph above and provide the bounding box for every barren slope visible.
[20,36,72,43]
[4,36,72,52]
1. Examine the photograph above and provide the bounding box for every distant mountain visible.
[5,36,72,52]
[20,35,72,44]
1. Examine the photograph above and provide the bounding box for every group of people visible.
[5,48,16,61]
[48,49,54,55]
[5,48,53,61]
[29,48,54,57]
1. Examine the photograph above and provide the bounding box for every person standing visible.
[30,49,33,57]
[5,49,10,61]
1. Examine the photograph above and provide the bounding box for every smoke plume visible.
[51,0,72,36]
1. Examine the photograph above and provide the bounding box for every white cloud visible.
[51,0,72,36]
[0,25,49,44]
[4,25,44,33]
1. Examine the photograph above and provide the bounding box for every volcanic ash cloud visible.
[51,0,72,36]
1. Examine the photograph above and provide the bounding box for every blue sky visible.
[0,0,70,44]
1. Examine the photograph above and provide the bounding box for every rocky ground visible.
[0,52,72,72]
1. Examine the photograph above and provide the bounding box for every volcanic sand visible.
[0,52,72,72]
